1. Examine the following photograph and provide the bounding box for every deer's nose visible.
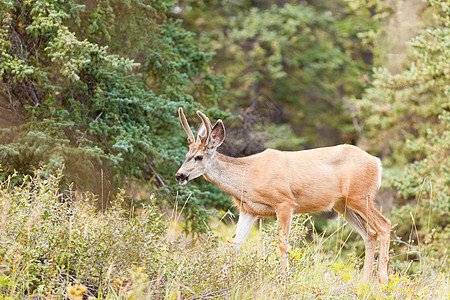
[175,172,187,182]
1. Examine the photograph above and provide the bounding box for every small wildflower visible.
[112,276,130,292]
[67,283,88,300]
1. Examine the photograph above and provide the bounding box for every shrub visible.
[0,169,166,297]
[0,170,448,299]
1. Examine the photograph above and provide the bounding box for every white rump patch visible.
[376,157,383,190]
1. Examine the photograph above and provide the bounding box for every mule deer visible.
[175,107,391,283]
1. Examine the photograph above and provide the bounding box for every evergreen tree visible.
[356,0,449,268]
[0,0,224,231]
[180,0,386,149]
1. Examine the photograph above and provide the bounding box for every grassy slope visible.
[0,171,448,299]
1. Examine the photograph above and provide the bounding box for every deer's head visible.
[175,107,226,185]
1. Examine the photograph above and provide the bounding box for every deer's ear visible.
[209,120,226,148]
[196,123,207,143]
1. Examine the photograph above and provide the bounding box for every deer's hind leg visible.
[366,206,391,283]
[275,205,293,273]
[346,198,391,284]
[333,201,378,284]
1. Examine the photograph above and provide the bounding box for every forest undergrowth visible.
[0,170,448,299]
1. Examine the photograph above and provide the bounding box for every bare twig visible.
[145,158,167,187]
[390,238,424,263]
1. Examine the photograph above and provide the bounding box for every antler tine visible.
[196,111,212,145]
[178,107,195,144]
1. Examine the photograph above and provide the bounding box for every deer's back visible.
[248,145,381,214]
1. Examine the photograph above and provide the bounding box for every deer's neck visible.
[203,152,254,200]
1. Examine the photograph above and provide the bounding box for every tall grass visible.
[0,170,448,299]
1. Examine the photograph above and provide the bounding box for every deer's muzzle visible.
[175,172,189,185]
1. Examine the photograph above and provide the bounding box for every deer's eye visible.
[195,155,204,161]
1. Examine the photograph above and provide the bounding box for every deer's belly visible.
[232,197,276,216]
[292,196,337,214]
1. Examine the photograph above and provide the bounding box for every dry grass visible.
[0,170,448,299]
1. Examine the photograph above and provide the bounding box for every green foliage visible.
[355,0,449,268]
[0,0,448,280]
[0,0,227,231]
[1,171,448,299]
[0,169,166,297]
[182,0,385,146]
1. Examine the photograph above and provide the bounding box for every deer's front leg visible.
[276,206,293,272]
[233,212,257,249]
